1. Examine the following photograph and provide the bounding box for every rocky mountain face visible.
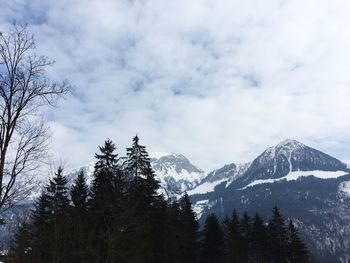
[190,139,350,262]
[150,153,206,196]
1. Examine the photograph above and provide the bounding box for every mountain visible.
[191,139,350,262]
[231,139,347,188]
[150,153,206,196]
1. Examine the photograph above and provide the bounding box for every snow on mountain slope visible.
[229,139,347,189]
[188,163,249,195]
[242,170,348,189]
[188,178,228,195]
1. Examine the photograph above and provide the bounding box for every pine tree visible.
[200,213,225,263]
[89,139,122,262]
[239,211,251,261]
[223,209,244,263]
[268,206,288,262]
[122,135,162,263]
[69,171,90,262]
[30,192,52,262]
[30,167,71,263]
[251,213,269,262]
[47,167,70,214]
[287,219,309,263]
[90,139,120,211]
[178,192,198,263]
[95,138,119,171]
[124,135,150,180]
[46,167,71,263]
[71,170,89,211]
[9,220,31,263]
[164,200,183,263]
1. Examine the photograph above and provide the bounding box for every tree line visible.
[7,136,309,263]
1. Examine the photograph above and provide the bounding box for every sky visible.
[1,0,350,172]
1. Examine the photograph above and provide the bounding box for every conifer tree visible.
[47,167,70,214]
[124,135,150,180]
[9,220,31,263]
[178,192,198,263]
[165,200,183,263]
[251,213,269,262]
[122,135,162,263]
[90,139,122,262]
[30,192,52,262]
[287,219,309,263]
[91,139,119,211]
[69,171,90,262]
[239,211,251,261]
[46,167,71,263]
[71,170,89,212]
[223,209,244,263]
[268,206,288,262]
[30,167,71,263]
[200,213,225,263]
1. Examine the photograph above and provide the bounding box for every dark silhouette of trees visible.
[178,192,199,263]
[268,206,289,262]
[69,170,90,262]
[200,213,225,263]
[8,137,310,263]
[287,219,309,263]
[251,213,269,262]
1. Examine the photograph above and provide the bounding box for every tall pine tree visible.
[71,170,89,212]
[122,135,162,263]
[239,211,251,261]
[223,209,244,263]
[69,170,90,262]
[268,206,288,262]
[178,192,198,263]
[287,219,309,263]
[29,167,71,263]
[200,213,225,263]
[9,219,31,263]
[90,139,122,263]
[251,213,269,262]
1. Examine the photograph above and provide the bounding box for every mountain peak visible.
[276,139,305,149]
[229,140,347,188]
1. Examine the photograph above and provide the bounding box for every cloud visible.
[1,0,350,171]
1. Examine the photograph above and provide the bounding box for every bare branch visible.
[0,22,71,212]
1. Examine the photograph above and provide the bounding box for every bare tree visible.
[0,23,71,212]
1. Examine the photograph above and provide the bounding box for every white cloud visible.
[1,0,350,171]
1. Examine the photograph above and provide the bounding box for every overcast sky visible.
[1,0,350,171]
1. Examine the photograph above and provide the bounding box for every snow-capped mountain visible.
[150,153,206,196]
[191,139,350,262]
[233,139,347,188]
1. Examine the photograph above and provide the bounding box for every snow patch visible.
[188,178,228,195]
[242,170,348,189]
[339,181,350,197]
[193,199,209,216]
